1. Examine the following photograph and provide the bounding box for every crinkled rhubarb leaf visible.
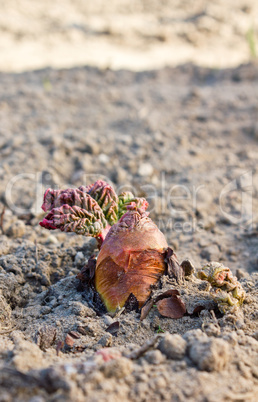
[42,187,99,212]
[40,201,107,236]
[87,180,119,225]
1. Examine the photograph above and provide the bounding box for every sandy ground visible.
[0,0,258,72]
[0,63,257,401]
[0,1,258,401]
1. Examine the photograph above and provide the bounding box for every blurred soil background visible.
[0,1,258,401]
[0,0,258,72]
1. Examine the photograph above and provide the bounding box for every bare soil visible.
[0,1,258,400]
[0,62,257,401]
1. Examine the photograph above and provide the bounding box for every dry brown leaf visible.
[157,295,186,319]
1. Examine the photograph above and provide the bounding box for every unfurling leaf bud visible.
[117,191,148,219]
[197,262,246,313]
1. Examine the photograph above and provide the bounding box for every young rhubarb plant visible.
[39,180,169,312]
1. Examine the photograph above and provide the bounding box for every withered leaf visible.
[77,256,96,285]
[140,299,154,321]
[155,289,179,302]
[181,259,195,276]
[65,334,75,348]
[65,331,81,348]
[157,294,186,319]
[124,293,139,312]
[105,321,120,336]
[165,247,184,283]
[140,290,181,320]
[68,331,80,339]
[191,305,205,316]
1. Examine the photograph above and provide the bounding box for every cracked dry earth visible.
[0,63,258,401]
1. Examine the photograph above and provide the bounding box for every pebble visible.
[74,251,86,267]
[47,234,58,244]
[188,338,229,371]
[103,315,114,326]
[99,154,110,164]
[158,334,187,360]
[98,333,113,347]
[138,163,154,177]
[0,239,10,255]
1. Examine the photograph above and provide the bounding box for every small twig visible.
[113,307,125,318]
[0,205,6,234]
[210,309,218,323]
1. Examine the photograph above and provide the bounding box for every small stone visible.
[144,350,165,365]
[74,251,86,267]
[103,315,114,326]
[6,220,26,238]
[138,163,154,177]
[0,239,10,255]
[98,333,113,347]
[189,338,229,371]
[158,334,187,360]
[99,154,110,164]
[47,235,58,244]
